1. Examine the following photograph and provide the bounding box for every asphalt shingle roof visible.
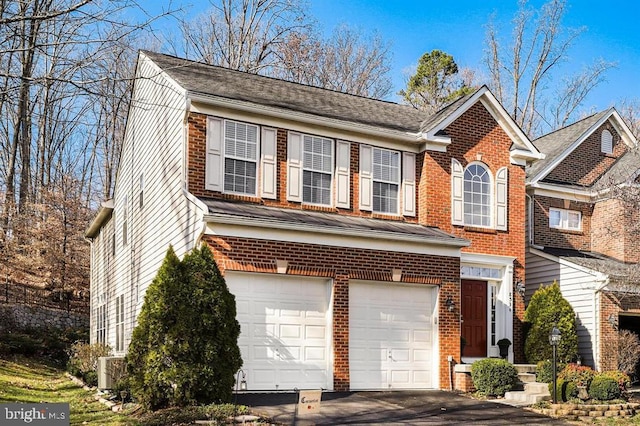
[142,50,429,133]
[527,111,610,180]
[541,247,640,279]
[200,198,469,247]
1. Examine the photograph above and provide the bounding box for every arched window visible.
[464,163,491,227]
[601,130,613,154]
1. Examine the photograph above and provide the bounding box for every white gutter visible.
[202,213,470,248]
[85,199,114,239]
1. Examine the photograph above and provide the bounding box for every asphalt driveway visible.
[236,390,570,425]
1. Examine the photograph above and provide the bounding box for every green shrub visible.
[565,380,578,399]
[558,363,596,388]
[127,245,242,410]
[524,282,578,363]
[548,378,569,402]
[471,358,518,397]
[589,376,621,401]
[67,341,111,382]
[598,370,630,395]
[536,359,567,383]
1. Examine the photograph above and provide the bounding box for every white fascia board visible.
[188,92,421,145]
[610,109,638,148]
[529,109,615,185]
[461,252,516,267]
[420,136,451,152]
[527,182,593,202]
[511,148,545,166]
[528,247,608,281]
[203,214,469,256]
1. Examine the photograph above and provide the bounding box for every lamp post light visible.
[549,326,562,404]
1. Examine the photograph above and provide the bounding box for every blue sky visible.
[139,0,640,113]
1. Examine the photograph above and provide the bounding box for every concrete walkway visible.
[236,390,570,425]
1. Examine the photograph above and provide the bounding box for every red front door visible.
[461,280,487,357]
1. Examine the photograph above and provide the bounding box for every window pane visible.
[373,182,398,214]
[549,209,561,227]
[224,158,256,194]
[303,170,331,205]
[567,211,581,229]
[302,135,333,205]
[463,164,491,227]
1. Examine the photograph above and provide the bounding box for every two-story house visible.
[525,108,640,373]
[85,51,541,392]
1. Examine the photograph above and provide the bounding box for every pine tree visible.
[524,281,578,363]
[126,244,242,409]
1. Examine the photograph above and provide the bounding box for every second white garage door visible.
[350,281,438,390]
[226,272,332,391]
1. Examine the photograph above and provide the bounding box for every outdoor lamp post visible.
[549,326,562,403]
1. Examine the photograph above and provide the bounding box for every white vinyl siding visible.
[601,130,613,154]
[224,120,258,195]
[526,250,598,368]
[549,207,581,231]
[90,53,204,350]
[303,135,333,206]
[372,147,400,214]
[122,196,128,247]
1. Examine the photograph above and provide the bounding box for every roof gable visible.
[528,109,638,185]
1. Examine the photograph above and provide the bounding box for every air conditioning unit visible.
[97,356,125,390]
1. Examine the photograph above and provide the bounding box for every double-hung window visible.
[224,120,258,195]
[549,207,581,231]
[302,135,333,205]
[372,147,400,214]
[115,294,125,352]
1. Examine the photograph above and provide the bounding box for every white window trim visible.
[223,119,260,197]
[549,207,582,231]
[301,134,335,207]
[463,161,494,229]
[372,146,401,215]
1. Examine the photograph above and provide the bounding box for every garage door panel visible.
[350,282,437,390]
[227,273,331,391]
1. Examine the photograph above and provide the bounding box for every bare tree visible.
[176,0,311,74]
[175,1,393,99]
[484,0,616,136]
[275,25,392,98]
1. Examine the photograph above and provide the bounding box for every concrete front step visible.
[502,381,550,407]
[518,372,536,383]
[514,364,537,374]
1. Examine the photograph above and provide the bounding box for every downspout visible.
[593,278,610,371]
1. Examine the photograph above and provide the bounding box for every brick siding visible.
[203,234,461,390]
[545,123,626,186]
[189,99,529,386]
[532,196,593,251]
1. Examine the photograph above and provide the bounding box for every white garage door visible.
[350,281,437,390]
[226,272,332,391]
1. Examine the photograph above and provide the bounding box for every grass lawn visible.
[0,356,138,425]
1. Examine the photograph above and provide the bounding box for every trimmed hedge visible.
[589,376,621,401]
[471,358,518,397]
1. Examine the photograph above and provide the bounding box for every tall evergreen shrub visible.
[524,281,578,363]
[126,245,242,410]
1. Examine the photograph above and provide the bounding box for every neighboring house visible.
[525,108,640,372]
[85,51,541,392]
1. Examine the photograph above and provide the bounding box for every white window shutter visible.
[495,167,508,231]
[287,131,303,202]
[402,152,416,216]
[359,144,373,211]
[206,117,223,191]
[261,127,277,199]
[451,158,464,225]
[336,140,350,208]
